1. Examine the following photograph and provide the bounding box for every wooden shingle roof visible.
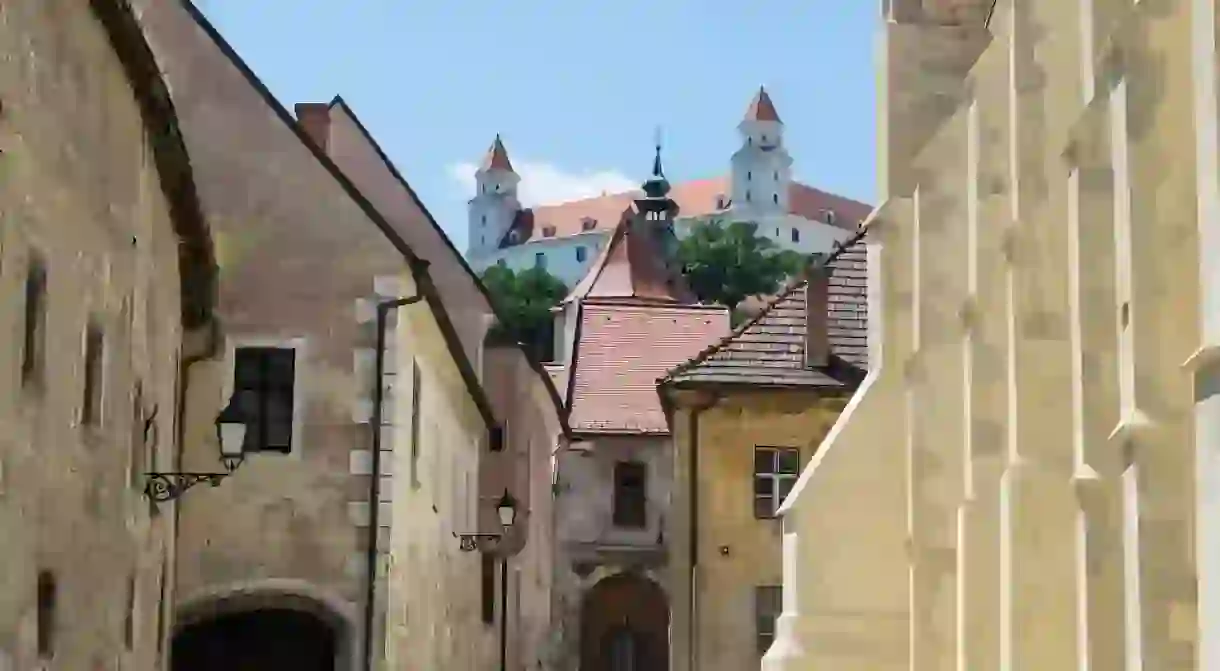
[660,231,868,389]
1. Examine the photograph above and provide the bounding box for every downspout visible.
[363,291,424,671]
[500,554,509,671]
[687,394,719,671]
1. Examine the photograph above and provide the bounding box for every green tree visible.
[480,264,569,361]
[676,220,808,315]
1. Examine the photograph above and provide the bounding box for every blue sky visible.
[195,1,879,253]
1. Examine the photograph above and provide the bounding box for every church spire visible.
[744,86,782,124]
[641,127,671,199]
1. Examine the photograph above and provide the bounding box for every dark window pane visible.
[613,461,647,528]
[481,554,495,624]
[233,348,296,453]
[37,571,56,658]
[82,322,105,426]
[777,449,800,474]
[233,349,264,388]
[754,449,774,475]
[753,477,774,496]
[754,495,774,519]
[21,255,47,386]
[755,585,782,655]
[778,476,795,504]
[265,349,296,388]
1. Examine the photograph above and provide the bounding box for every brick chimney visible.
[803,265,830,369]
[294,102,332,152]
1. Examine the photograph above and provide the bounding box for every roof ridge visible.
[657,226,869,385]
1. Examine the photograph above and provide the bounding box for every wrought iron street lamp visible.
[143,395,249,503]
[457,490,518,552]
[456,489,519,671]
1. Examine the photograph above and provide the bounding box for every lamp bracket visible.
[456,533,502,553]
[143,472,230,503]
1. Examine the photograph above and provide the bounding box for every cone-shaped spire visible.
[641,131,671,199]
[481,134,515,172]
[744,86,782,123]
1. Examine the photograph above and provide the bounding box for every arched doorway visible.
[580,573,669,671]
[172,608,336,671]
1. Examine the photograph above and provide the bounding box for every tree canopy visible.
[480,264,569,361]
[676,220,808,316]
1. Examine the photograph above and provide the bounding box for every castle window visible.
[37,570,57,659]
[715,194,728,209]
[21,252,47,389]
[581,217,597,231]
[746,190,752,203]
[542,225,556,237]
[823,209,837,226]
[481,215,487,226]
[613,461,647,528]
[754,446,799,518]
[773,171,778,180]
[747,171,752,181]
[576,246,587,263]
[790,228,800,243]
[534,252,546,269]
[773,193,779,205]
[232,347,297,453]
[81,320,105,427]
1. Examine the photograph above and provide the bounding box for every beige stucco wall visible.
[130,2,413,666]
[771,0,1208,669]
[0,3,197,669]
[383,272,497,671]
[666,391,849,671]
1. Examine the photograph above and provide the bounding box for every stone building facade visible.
[769,0,1215,668]
[0,1,216,669]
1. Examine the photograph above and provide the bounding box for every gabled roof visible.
[660,229,869,389]
[561,206,694,305]
[567,302,729,435]
[744,86,782,124]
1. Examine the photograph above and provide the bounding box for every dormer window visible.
[542,225,556,237]
[508,230,521,244]
[581,217,597,231]
[823,209,837,225]
[715,194,728,209]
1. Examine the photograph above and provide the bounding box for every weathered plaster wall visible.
[0,3,196,668]
[130,1,411,662]
[678,392,850,671]
[383,272,497,671]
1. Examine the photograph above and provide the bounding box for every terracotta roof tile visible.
[482,135,514,172]
[661,230,869,388]
[569,303,729,433]
[744,86,782,123]
[562,207,694,305]
[499,178,868,247]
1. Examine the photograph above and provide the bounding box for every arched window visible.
[608,627,639,671]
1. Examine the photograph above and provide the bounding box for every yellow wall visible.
[672,391,849,671]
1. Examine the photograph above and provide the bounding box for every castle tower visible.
[467,135,521,258]
[729,87,793,215]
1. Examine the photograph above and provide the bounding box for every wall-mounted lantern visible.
[143,395,249,503]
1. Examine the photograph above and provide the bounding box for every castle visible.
[464,87,872,287]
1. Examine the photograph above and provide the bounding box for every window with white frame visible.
[233,347,296,453]
[754,447,799,518]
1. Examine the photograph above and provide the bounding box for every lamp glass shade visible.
[215,398,248,466]
[496,491,517,527]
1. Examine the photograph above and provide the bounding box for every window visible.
[233,347,296,453]
[481,554,495,625]
[542,225,556,237]
[715,194,728,209]
[481,215,487,226]
[410,360,422,489]
[613,461,647,528]
[755,585,782,655]
[21,253,47,387]
[534,252,546,269]
[746,190,752,203]
[747,171,752,181]
[824,210,837,226]
[124,572,136,649]
[576,246,587,263]
[773,193,779,205]
[608,628,641,671]
[496,259,507,267]
[81,321,105,426]
[773,171,779,180]
[754,447,799,518]
[37,570,56,659]
[790,228,800,244]
[581,217,597,231]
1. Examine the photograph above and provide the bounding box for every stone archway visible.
[172,581,356,671]
[580,572,669,671]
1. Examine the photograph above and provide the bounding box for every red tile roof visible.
[482,135,514,172]
[501,177,868,247]
[562,206,695,305]
[744,86,782,123]
[568,302,729,434]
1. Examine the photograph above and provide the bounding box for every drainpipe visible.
[500,555,509,671]
[687,394,718,671]
[363,293,424,671]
